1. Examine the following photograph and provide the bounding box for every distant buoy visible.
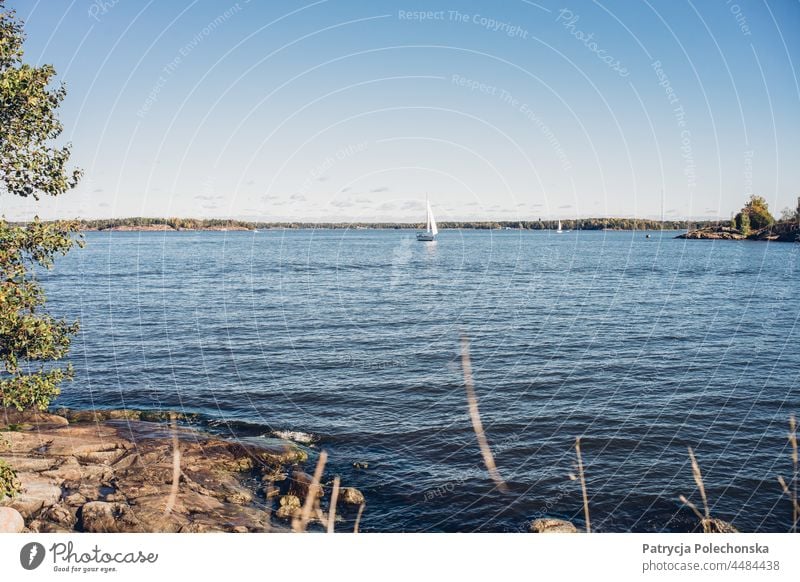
[645,234,651,238]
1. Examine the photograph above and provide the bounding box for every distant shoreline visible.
[18,217,711,232]
[80,226,689,232]
[32,217,792,240]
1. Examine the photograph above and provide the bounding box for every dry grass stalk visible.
[575,437,591,533]
[164,414,181,514]
[353,503,365,533]
[681,448,732,533]
[776,477,800,524]
[292,450,327,532]
[776,416,799,532]
[790,416,798,532]
[687,447,710,518]
[678,495,705,521]
[459,336,508,493]
[327,476,340,533]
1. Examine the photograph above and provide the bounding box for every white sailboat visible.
[417,197,438,241]
[556,220,563,233]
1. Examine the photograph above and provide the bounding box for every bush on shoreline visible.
[734,195,774,233]
[0,459,19,499]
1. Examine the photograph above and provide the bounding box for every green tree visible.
[1,1,82,412]
[738,210,751,236]
[742,195,774,230]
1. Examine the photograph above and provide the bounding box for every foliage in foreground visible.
[0,219,81,410]
[0,458,20,498]
[0,1,81,410]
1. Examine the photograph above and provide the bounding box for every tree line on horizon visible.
[32,216,710,231]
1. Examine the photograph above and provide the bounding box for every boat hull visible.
[416,233,436,241]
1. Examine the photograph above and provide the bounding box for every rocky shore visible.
[676,223,799,242]
[677,228,746,240]
[0,408,364,533]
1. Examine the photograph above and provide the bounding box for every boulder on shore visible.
[6,474,62,518]
[529,518,578,533]
[701,518,738,533]
[79,501,142,533]
[339,487,365,506]
[276,494,301,519]
[676,228,744,240]
[0,507,25,533]
[1,408,68,429]
[286,469,323,501]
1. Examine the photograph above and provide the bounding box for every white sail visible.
[417,197,438,241]
[425,201,431,232]
[557,220,562,232]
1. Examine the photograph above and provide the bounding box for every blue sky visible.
[3,0,799,221]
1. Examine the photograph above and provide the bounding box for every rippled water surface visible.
[43,229,799,532]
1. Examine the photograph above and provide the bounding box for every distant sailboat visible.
[417,197,438,242]
[556,220,563,233]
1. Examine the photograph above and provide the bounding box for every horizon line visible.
[6,215,727,224]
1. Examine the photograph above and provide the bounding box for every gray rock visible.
[339,487,365,505]
[0,455,55,472]
[79,501,142,533]
[43,457,112,488]
[57,409,141,423]
[0,409,68,429]
[0,507,25,533]
[529,518,578,533]
[34,521,72,533]
[41,503,76,529]
[287,470,322,501]
[8,474,62,518]
[63,492,87,507]
[275,494,301,519]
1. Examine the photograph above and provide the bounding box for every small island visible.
[677,195,799,242]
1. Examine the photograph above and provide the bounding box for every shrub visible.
[736,211,751,236]
[742,195,774,230]
[0,459,20,499]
